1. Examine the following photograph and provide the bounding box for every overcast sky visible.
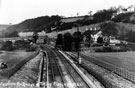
[0,0,134,24]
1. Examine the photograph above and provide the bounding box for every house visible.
[18,31,46,37]
[91,31,102,43]
[18,31,46,43]
[126,5,135,12]
[109,36,121,44]
[18,32,33,37]
[90,31,120,45]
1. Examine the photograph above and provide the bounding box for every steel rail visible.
[53,49,88,88]
[44,46,67,88]
[45,45,91,88]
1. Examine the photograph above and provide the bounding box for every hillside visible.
[61,16,93,23]
[0,25,11,31]
[5,15,92,33]
[124,13,135,23]
[1,15,62,38]
[112,12,134,22]
[0,25,12,37]
[2,11,135,40]
[2,15,94,38]
[48,21,135,43]
[7,15,61,32]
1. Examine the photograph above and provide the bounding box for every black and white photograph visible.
[0,0,135,88]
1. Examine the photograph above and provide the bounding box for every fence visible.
[68,52,135,88]
[81,54,135,88]
[0,51,39,78]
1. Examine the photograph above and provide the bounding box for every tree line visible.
[55,30,105,51]
[3,5,135,38]
[55,31,81,51]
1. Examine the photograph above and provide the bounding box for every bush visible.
[55,34,63,49]
[94,47,103,52]
[103,46,121,52]
[94,46,121,52]
[103,46,113,52]
[63,32,73,51]
[14,40,30,50]
[95,48,103,52]
[1,41,14,51]
[26,44,38,52]
[119,43,135,51]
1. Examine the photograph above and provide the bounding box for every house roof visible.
[18,31,46,37]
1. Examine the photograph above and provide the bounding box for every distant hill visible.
[0,25,11,31]
[5,15,92,34]
[112,12,135,23]
[2,15,93,38]
[6,15,61,32]
[1,15,62,38]
[123,13,135,23]
[48,21,135,42]
[2,12,135,40]
[0,25,12,37]
[61,16,93,23]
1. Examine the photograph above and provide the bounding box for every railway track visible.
[37,50,48,88]
[79,53,135,84]
[43,45,92,88]
[65,52,107,87]
[38,46,67,88]
[48,48,66,88]
[66,51,135,88]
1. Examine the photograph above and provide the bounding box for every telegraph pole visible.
[75,13,81,64]
[76,26,81,64]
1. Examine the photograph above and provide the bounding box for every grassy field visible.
[0,50,42,88]
[0,51,36,78]
[82,51,135,72]
[10,52,42,84]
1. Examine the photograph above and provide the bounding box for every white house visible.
[127,5,135,12]
[18,32,33,37]
[91,31,102,43]
[109,36,121,44]
[18,31,47,43]
[18,31,46,37]
[91,31,121,44]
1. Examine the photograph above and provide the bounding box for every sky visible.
[0,0,135,24]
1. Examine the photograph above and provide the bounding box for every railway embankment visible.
[66,51,135,88]
[0,51,43,88]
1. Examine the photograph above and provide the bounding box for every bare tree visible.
[88,11,93,16]
[76,13,79,16]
